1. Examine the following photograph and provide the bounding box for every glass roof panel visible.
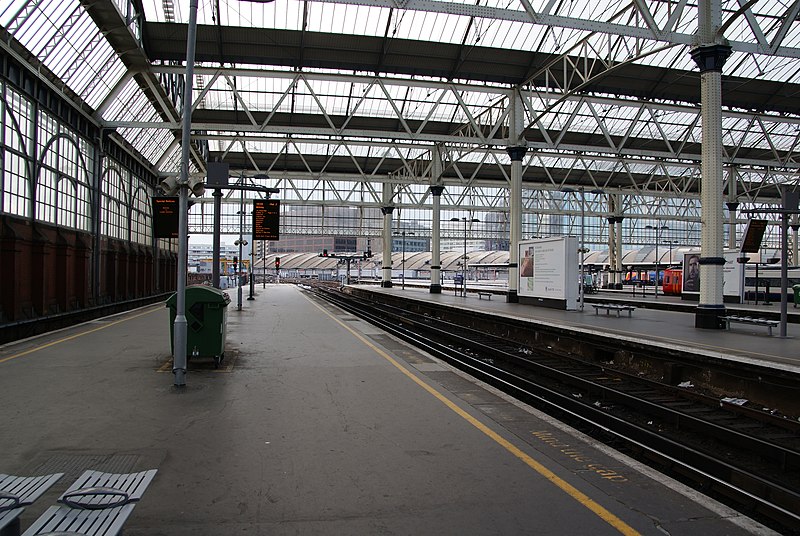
[2,0,127,110]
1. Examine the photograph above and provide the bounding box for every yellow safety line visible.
[303,293,640,536]
[0,307,160,364]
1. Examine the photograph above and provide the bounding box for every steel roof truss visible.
[260,76,302,132]
[377,79,414,138]
[308,0,800,59]
[586,100,618,152]
[767,0,800,54]
[756,116,784,163]
[223,75,258,127]
[339,79,379,133]
[736,0,770,51]
[301,76,342,133]
[450,88,489,145]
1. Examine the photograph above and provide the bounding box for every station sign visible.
[152,196,179,238]
[253,199,280,240]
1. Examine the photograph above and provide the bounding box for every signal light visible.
[275,257,281,270]
[322,249,328,257]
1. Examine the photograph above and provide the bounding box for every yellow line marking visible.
[0,307,161,364]
[303,293,640,536]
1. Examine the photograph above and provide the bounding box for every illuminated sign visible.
[253,199,280,240]
[152,197,179,238]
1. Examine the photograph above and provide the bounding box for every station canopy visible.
[3,0,800,202]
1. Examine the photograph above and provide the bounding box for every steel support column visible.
[610,192,624,289]
[172,0,199,386]
[429,155,445,294]
[211,189,222,288]
[506,89,526,303]
[726,167,739,249]
[691,0,730,329]
[607,216,617,288]
[380,189,394,288]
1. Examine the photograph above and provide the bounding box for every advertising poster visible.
[681,250,741,298]
[722,250,742,299]
[682,252,700,293]
[518,237,578,310]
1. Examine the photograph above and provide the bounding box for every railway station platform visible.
[366,282,800,374]
[0,284,779,535]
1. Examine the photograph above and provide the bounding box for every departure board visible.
[152,197,179,238]
[253,199,280,240]
[740,219,767,253]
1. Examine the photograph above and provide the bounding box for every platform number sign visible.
[253,199,280,241]
[152,197,179,238]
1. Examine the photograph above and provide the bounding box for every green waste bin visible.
[793,284,800,308]
[166,285,231,367]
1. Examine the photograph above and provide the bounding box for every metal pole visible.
[579,189,585,311]
[654,227,659,299]
[780,212,789,337]
[237,191,244,311]
[212,189,222,288]
[463,220,468,297]
[172,0,199,387]
[755,263,760,305]
[248,204,255,300]
[401,232,406,290]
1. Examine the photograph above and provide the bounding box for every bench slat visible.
[0,474,64,505]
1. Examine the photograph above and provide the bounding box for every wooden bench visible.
[477,292,492,300]
[22,469,157,536]
[0,473,63,536]
[721,315,779,336]
[591,303,636,317]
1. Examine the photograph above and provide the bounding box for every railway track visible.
[306,283,800,534]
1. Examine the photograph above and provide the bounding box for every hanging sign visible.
[253,199,280,240]
[740,219,767,253]
[152,197,179,238]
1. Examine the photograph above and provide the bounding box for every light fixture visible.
[159,176,180,196]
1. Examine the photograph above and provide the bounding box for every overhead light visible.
[159,176,180,196]
[187,176,205,197]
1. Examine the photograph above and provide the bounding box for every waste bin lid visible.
[166,285,231,307]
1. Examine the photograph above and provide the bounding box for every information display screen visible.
[253,199,280,240]
[740,219,767,253]
[152,197,179,238]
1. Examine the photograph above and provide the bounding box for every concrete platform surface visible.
[0,284,777,535]
[368,284,800,373]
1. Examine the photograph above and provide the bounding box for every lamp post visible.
[645,224,669,298]
[393,230,414,290]
[247,210,255,301]
[235,196,248,310]
[451,217,479,297]
[665,239,678,265]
